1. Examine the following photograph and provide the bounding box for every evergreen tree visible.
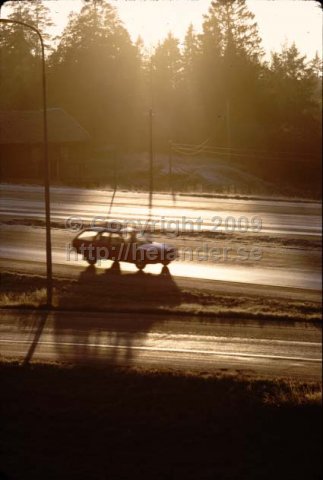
[152,32,182,91]
[181,24,205,142]
[49,0,142,148]
[183,24,200,76]
[0,0,53,109]
[150,33,183,146]
[263,43,322,154]
[199,0,264,147]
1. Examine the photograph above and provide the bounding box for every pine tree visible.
[199,0,264,147]
[152,32,183,91]
[150,33,183,145]
[263,43,322,153]
[49,0,141,148]
[183,24,200,77]
[0,0,53,109]
[181,24,205,142]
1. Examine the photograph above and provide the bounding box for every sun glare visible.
[2,0,320,58]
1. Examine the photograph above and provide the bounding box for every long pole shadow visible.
[107,156,117,217]
[107,185,117,217]
[23,311,48,366]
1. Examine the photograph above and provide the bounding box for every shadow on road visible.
[52,263,182,366]
[22,310,48,365]
[68,262,182,310]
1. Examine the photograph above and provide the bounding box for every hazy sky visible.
[2,0,322,59]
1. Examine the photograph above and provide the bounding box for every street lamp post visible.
[148,107,154,217]
[148,50,154,221]
[0,18,53,307]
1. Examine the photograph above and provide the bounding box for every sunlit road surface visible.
[1,184,322,292]
[0,184,322,236]
[0,310,321,379]
[0,242,321,291]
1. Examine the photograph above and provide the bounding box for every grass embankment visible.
[0,362,321,480]
[0,271,321,322]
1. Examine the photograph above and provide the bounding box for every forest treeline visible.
[1,0,322,192]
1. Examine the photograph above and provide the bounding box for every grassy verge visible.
[0,361,321,480]
[0,271,321,322]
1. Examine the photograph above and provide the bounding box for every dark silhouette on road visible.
[53,264,182,365]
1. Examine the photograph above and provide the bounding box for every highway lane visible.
[1,184,322,236]
[2,257,321,304]
[1,244,321,291]
[0,224,321,291]
[0,310,321,379]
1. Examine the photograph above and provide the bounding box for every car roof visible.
[80,223,142,235]
[81,227,106,232]
[80,227,119,233]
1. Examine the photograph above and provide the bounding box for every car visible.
[72,226,178,270]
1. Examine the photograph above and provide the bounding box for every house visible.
[0,108,90,182]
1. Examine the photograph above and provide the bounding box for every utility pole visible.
[226,98,232,163]
[168,140,173,194]
[0,18,52,307]
[225,18,233,165]
[148,47,154,220]
[148,108,154,217]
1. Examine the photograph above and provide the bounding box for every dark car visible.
[72,227,178,270]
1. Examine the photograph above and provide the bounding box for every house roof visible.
[0,108,90,144]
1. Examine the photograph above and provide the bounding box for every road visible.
[0,223,321,292]
[0,183,322,235]
[0,310,321,379]
[0,183,322,292]
[0,184,321,378]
